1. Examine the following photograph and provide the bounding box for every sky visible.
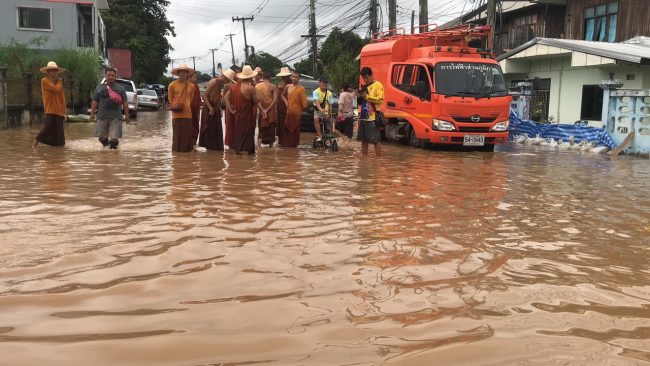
[165,0,481,75]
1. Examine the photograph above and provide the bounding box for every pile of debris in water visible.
[513,134,610,153]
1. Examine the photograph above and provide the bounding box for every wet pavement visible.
[0,110,649,365]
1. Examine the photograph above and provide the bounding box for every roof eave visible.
[496,37,542,61]
[498,38,649,64]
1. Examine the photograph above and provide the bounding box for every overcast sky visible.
[165,0,477,75]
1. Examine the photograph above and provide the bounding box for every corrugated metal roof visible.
[497,37,650,64]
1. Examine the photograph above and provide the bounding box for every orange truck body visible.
[359,25,511,149]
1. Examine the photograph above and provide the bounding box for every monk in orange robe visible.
[224,65,241,148]
[279,71,307,148]
[190,73,202,147]
[255,71,278,147]
[199,68,235,151]
[168,64,195,152]
[224,65,258,154]
[33,61,67,147]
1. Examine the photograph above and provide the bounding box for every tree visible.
[251,52,283,75]
[319,28,366,66]
[292,28,369,88]
[194,71,212,83]
[325,53,359,90]
[293,58,313,77]
[101,0,175,84]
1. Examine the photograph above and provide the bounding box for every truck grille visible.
[452,116,497,123]
[458,127,491,133]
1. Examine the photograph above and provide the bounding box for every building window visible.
[581,85,604,120]
[584,2,617,42]
[17,7,52,31]
[512,15,537,48]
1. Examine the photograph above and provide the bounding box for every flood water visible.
[1,110,649,365]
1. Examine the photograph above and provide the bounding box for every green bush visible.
[54,47,101,99]
[0,37,102,104]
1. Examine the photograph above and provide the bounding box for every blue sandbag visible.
[509,112,616,149]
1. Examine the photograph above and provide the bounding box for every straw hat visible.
[222,68,236,83]
[40,61,65,74]
[171,63,195,76]
[276,67,291,77]
[236,65,258,80]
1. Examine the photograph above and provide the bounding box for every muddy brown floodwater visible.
[0,110,649,365]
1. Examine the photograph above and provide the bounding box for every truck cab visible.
[360,25,511,150]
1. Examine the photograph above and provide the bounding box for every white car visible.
[100,77,139,118]
[137,89,160,110]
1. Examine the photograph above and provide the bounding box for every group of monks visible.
[168,63,308,154]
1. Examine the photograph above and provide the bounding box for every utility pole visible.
[411,10,415,34]
[486,0,497,50]
[233,16,254,62]
[419,0,428,32]
[301,0,324,77]
[227,33,236,66]
[191,56,196,70]
[249,45,256,64]
[388,0,396,34]
[210,48,217,77]
[369,0,378,38]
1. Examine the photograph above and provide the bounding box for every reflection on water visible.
[0,110,649,365]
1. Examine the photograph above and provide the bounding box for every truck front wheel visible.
[408,126,421,148]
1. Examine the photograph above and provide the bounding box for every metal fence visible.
[2,72,81,128]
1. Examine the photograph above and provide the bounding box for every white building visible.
[0,0,109,58]
[497,36,650,126]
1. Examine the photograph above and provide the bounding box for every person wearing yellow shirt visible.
[356,67,383,156]
[33,61,67,147]
[313,78,334,142]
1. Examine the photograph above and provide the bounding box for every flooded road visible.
[1,110,649,365]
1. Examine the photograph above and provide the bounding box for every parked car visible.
[137,89,160,110]
[100,77,139,118]
[300,79,338,132]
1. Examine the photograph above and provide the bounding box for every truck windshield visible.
[434,62,507,98]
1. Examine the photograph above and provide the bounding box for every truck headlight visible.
[491,121,509,132]
[432,119,456,131]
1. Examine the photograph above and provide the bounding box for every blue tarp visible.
[509,112,616,148]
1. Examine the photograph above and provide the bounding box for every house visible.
[563,0,650,43]
[442,0,650,54]
[497,37,650,124]
[441,0,650,124]
[0,0,109,58]
[441,0,567,54]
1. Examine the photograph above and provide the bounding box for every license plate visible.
[463,134,484,146]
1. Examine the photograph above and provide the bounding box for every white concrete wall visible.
[503,54,650,124]
[0,1,78,49]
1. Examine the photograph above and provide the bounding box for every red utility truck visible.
[359,25,511,150]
